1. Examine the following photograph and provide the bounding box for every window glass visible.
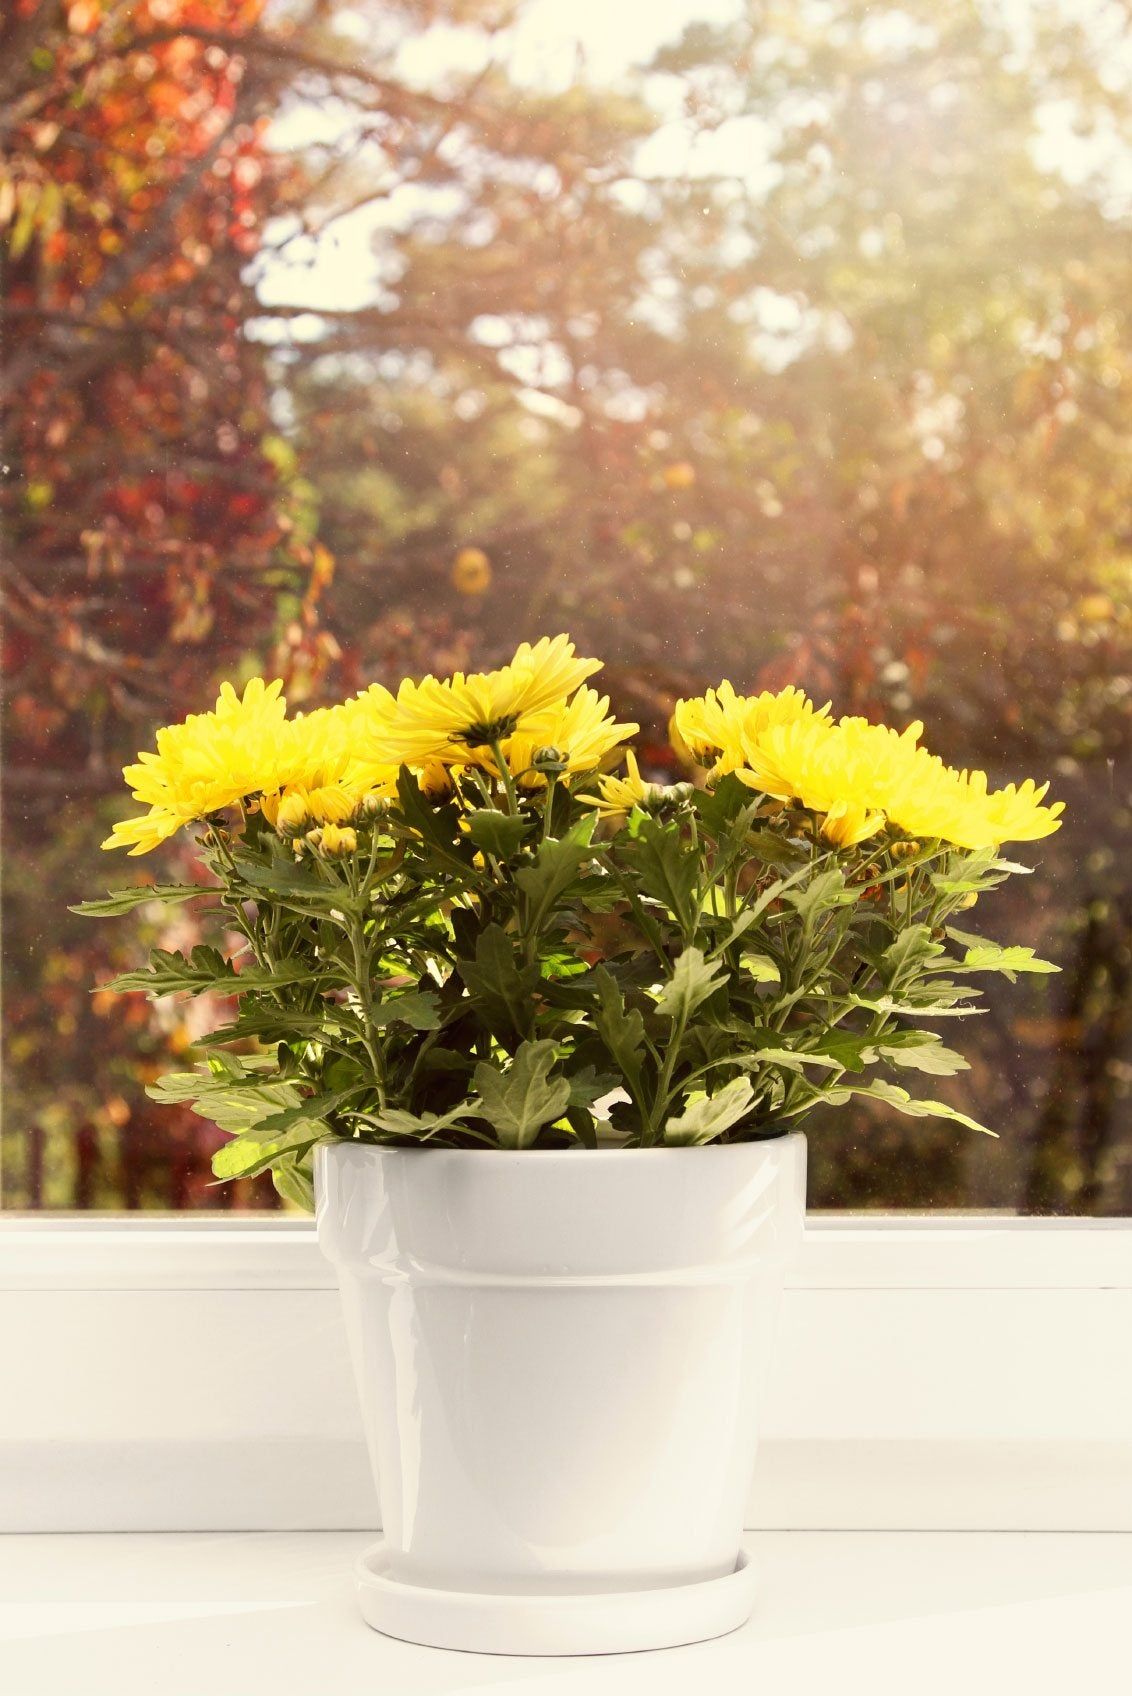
[3,0,1129,1211]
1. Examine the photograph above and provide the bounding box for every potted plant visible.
[80,635,1062,1654]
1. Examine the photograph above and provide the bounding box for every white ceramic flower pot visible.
[315,1135,806,1655]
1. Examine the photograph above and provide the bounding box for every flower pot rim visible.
[318,1131,803,1162]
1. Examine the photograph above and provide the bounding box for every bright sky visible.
[253,0,747,314]
[252,0,1132,322]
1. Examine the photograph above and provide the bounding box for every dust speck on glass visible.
[2,0,1128,1214]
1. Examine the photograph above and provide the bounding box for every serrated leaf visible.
[849,996,982,1019]
[875,1032,970,1075]
[70,883,206,918]
[654,947,727,1024]
[466,809,532,859]
[741,951,781,984]
[881,924,944,978]
[846,1078,996,1136]
[456,924,539,1041]
[101,945,236,997]
[363,1102,477,1140]
[784,867,854,920]
[593,967,647,1103]
[515,823,595,923]
[622,816,699,930]
[664,1076,755,1145]
[245,1087,360,1142]
[370,991,441,1030]
[102,946,323,999]
[564,1064,618,1110]
[394,767,479,875]
[212,1128,326,1181]
[205,1004,344,1045]
[473,1040,572,1149]
[147,1070,217,1104]
[232,855,349,903]
[943,930,1059,979]
[272,1153,315,1213]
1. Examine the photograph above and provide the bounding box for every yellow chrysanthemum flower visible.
[366,635,602,767]
[578,750,664,826]
[673,682,827,775]
[102,678,290,855]
[819,800,887,847]
[734,712,1063,850]
[261,697,401,832]
[885,760,1064,849]
[503,687,638,788]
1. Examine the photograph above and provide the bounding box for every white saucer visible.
[354,1540,757,1656]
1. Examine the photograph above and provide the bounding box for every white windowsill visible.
[3,1212,1131,1290]
[3,1215,1132,1533]
[4,1530,1130,1695]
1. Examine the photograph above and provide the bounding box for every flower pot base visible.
[354,1540,757,1656]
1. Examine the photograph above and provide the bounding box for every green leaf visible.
[70,884,206,918]
[622,816,698,930]
[811,1030,875,1073]
[466,809,532,859]
[741,951,781,984]
[473,1039,572,1149]
[881,924,945,978]
[564,1064,618,1110]
[691,775,754,838]
[515,821,595,923]
[394,767,478,875]
[363,1102,478,1140]
[741,829,809,870]
[456,924,539,1041]
[811,1029,969,1077]
[784,867,854,920]
[191,1080,304,1137]
[943,930,1060,979]
[147,1070,218,1104]
[244,1087,360,1142]
[102,946,324,999]
[664,1076,755,1145]
[592,967,647,1101]
[231,855,348,904]
[654,947,727,1024]
[212,1128,326,1181]
[849,985,983,1017]
[875,1031,970,1075]
[370,991,442,1030]
[272,1154,315,1213]
[102,945,236,997]
[205,1004,345,1045]
[846,1078,996,1137]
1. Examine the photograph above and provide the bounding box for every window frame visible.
[3,1214,1131,1534]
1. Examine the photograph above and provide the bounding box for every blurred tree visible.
[1,0,328,1206]
[283,0,1132,1210]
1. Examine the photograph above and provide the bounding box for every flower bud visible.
[357,790,390,821]
[275,792,311,839]
[319,823,358,859]
[891,839,922,860]
[531,745,568,777]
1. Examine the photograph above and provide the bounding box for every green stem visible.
[490,740,520,816]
